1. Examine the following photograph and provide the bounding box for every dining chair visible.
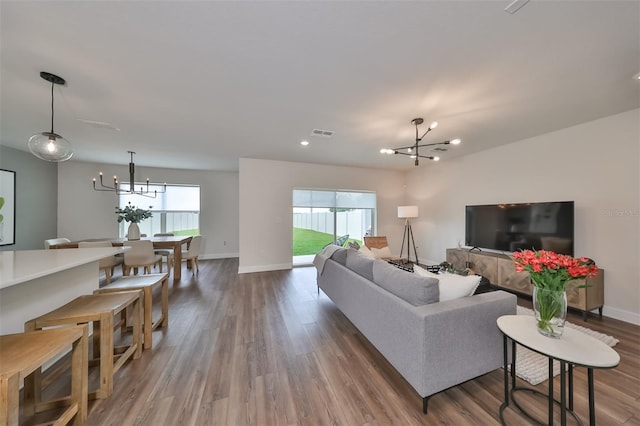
[181,236,202,275]
[44,237,71,249]
[78,241,124,284]
[153,233,175,270]
[123,240,164,276]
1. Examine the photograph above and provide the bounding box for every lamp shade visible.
[27,132,73,162]
[398,205,419,219]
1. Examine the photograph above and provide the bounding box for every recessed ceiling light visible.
[300,140,309,146]
[634,72,640,80]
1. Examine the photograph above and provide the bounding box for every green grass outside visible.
[172,229,199,236]
[293,227,361,256]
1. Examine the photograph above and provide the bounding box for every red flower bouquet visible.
[512,249,598,291]
[512,249,598,337]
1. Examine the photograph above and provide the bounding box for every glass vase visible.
[533,287,567,338]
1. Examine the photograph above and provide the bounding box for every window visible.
[292,189,376,259]
[118,184,200,237]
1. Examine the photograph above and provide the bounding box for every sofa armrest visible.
[414,291,517,396]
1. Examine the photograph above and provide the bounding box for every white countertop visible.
[497,315,620,368]
[0,248,127,290]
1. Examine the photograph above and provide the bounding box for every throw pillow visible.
[372,261,439,306]
[414,265,481,301]
[370,246,393,259]
[348,241,360,250]
[358,244,375,259]
[346,248,375,281]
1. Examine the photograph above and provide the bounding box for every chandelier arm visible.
[391,144,420,151]
[391,141,449,150]
[391,151,436,160]
[96,174,118,190]
[93,187,119,192]
[418,127,432,141]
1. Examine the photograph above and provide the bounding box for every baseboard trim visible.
[238,263,292,274]
[199,253,239,260]
[602,305,640,325]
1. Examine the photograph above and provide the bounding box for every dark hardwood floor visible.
[42,259,640,425]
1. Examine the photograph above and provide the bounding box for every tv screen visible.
[465,201,574,255]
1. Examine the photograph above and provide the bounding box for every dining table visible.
[50,236,193,282]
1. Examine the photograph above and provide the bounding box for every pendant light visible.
[27,71,73,162]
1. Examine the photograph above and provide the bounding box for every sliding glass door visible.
[292,189,376,264]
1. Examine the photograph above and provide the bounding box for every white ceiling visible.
[1,1,639,172]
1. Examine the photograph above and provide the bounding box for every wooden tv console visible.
[446,248,604,320]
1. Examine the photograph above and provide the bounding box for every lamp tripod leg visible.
[400,220,408,259]
[408,221,418,265]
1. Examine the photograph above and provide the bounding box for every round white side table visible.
[497,315,619,425]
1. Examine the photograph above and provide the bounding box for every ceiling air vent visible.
[311,129,335,138]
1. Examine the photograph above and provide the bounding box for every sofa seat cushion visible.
[373,261,439,306]
[346,248,375,281]
[414,265,481,301]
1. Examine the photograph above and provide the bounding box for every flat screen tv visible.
[465,201,574,255]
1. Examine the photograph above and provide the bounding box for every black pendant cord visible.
[50,80,55,134]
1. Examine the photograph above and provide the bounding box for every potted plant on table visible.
[115,203,153,240]
[512,249,598,338]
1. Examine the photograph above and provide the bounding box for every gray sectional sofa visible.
[315,248,517,413]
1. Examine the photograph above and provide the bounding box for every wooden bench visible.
[94,273,169,350]
[1,325,88,426]
[25,292,142,400]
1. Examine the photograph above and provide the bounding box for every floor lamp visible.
[398,205,419,264]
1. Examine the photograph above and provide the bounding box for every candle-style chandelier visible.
[92,151,166,198]
[380,118,461,166]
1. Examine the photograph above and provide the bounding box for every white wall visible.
[238,158,406,273]
[0,146,58,250]
[57,161,239,259]
[404,109,640,324]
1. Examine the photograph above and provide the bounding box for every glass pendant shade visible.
[28,131,73,162]
[27,71,73,162]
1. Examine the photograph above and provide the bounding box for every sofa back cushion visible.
[346,248,375,281]
[372,261,439,306]
[330,247,348,265]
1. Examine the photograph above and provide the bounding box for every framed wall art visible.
[0,169,16,246]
